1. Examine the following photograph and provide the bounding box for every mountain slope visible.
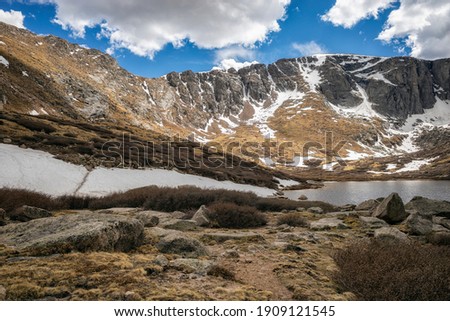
[1,22,449,179]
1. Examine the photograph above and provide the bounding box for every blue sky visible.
[1,0,448,78]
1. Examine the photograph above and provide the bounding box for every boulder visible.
[433,216,450,230]
[405,196,450,218]
[9,206,52,222]
[298,195,308,201]
[359,216,389,229]
[307,207,324,214]
[355,199,380,211]
[405,212,433,235]
[340,204,356,212]
[374,227,409,243]
[161,219,197,231]
[134,212,160,227]
[221,249,240,258]
[152,254,169,268]
[0,213,144,256]
[156,233,208,258]
[192,205,210,227]
[310,218,348,230]
[427,231,450,246]
[372,193,407,224]
[169,258,214,275]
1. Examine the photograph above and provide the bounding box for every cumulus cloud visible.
[378,0,450,59]
[0,9,25,29]
[213,58,259,71]
[33,0,290,58]
[323,0,450,60]
[321,0,396,28]
[292,41,327,56]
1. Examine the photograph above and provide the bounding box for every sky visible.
[1,0,450,78]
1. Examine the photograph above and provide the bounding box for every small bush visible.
[0,188,60,212]
[207,202,267,229]
[277,212,309,227]
[256,198,336,213]
[207,265,235,280]
[333,240,450,300]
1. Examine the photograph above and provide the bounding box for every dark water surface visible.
[284,180,450,205]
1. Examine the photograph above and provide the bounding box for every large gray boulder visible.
[374,227,410,243]
[192,205,210,227]
[405,196,450,218]
[372,193,407,224]
[134,212,160,227]
[156,233,208,258]
[405,212,433,235]
[0,213,144,256]
[9,205,52,222]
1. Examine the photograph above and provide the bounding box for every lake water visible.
[284,180,450,206]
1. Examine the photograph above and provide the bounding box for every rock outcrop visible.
[372,193,407,224]
[0,213,144,255]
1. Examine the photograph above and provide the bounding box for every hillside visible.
[0,21,449,180]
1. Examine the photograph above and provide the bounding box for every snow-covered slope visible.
[0,144,276,197]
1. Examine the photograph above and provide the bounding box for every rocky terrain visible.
[1,21,449,180]
[1,193,449,301]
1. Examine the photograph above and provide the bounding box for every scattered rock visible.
[310,218,348,230]
[3,138,12,144]
[124,291,142,301]
[298,195,308,201]
[296,207,306,212]
[9,205,52,222]
[340,204,356,212]
[152,254,169,268]
[432,224,449,233]
[355,199,380,211]
[169,258,213,275]
[405,196,450,218]
[221,249,240,258]
[161,219,198,231]
[427,231,450,246]
[372,193,407,224]
[201,232,265,243]
[192,205,210,227]
[374,227,409,243]
[134,213,159,227]
[0,213,144,256]
[405,212,433,235]
[307,207,324,214]
[0,285,6,300]
[156,233,208,258]
[433,216,450,230]
[359,216,388,229]
[171,211,187,219]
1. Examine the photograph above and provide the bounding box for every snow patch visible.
[0,55,9,68]
[402,98,450,131]
[396,158,437,173]
[22,71,29,77]
[29,110,39,116]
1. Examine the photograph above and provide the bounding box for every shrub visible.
[256,198,336,213]
[207,202,267,229]
[0,188,60,212]
[277,212,309,227]
[333,240,450,300]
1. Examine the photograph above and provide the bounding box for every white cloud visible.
[213,58,259,71]
[378,0,450,59]
[292,41,327,56]
[322,0,396,28]
[323,0,450,60]
[0,9,25,29]
[33,0,290,59]
[215,46,257,63]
